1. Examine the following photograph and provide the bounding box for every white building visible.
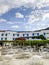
[0,27,49,41]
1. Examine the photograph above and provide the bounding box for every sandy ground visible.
[2,57,49,65]
[43,59,49,65]
[0,47,49,65]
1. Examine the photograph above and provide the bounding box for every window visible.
[1,33,4,36]
[17,34,19,36]
[5,33,7,36]
[5,38,7,40]
[23,34,25,36]
[27,34,29,36]
[37,33,39,36]
[27,37,29,39]
[32,37,34,39]
[44,33,46,35]
[1,38,3,40]
[13,38,15,40]
[32,33,34,36]
[13,34,15,36]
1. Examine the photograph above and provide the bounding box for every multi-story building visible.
[0,27,49,41]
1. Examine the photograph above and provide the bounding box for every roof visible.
[33,27,49,32]
[0,27,49,32]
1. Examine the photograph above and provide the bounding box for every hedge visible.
[0,40,49,47]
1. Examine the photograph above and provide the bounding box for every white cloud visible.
[23,8,27,11]
[43,13,49,20]
[16,12,24,18]
[7,22,14,24]
[0,19,6,22]
[11,25,19,28]
[37,23,46,26]
[36,0,49,8]
[25,25,32,29]
[26,15,35,24]
[0,5,9,16]
[0,0,49,31]
[25,14,40,25]
[24,8,49,30]
[0,0,49,15]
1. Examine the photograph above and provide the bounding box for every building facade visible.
[0,28,49,41]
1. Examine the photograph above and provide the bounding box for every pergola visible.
[15,37,26,41]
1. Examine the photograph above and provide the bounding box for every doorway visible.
[0,42,3,46]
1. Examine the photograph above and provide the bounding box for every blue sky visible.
[0,0,49,31]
